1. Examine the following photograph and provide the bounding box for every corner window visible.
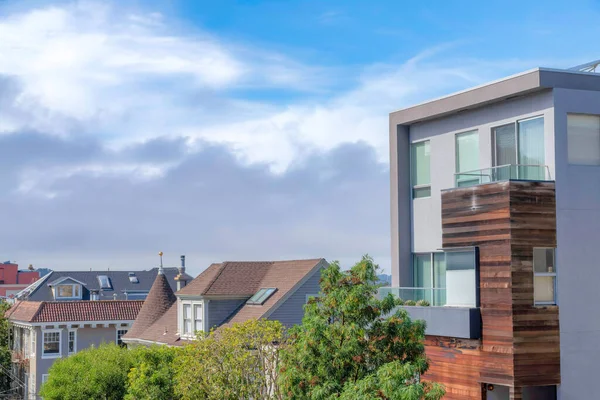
[42,331,61,358]
[534,248,557,305]
[68,330,77,354]
[455,130,480,187]
[411,141,431,198]
[117,329,128,347]
[55,284,81,299]
[567,114,600,165]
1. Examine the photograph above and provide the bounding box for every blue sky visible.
[1,0,599,274]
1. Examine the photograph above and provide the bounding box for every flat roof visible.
[390,67,600,126]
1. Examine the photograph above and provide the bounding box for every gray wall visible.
[268,268,322,327]
[207,299,245,329]
[552,88,600,400]
[391,90,554,285]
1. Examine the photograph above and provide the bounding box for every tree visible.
[126,345,179,400]
[174,319,286,400]
[39,343,138,400]
[278,255,445,400]
[0,301,12,393]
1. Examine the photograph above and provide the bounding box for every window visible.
[42,331,61,358]
[194,304,203,332]
[42,374,50,385]
[183,304,192,335]
[412,253,446,306]
[128,273,139,284]
[247,288,277,305]
[411,141,431,198]
[23,330,30,358]
[97,275,112,289]
[455,131,480,187]
[534,248,557,305]
[68,330,76,354]
[568,114,600,165]
[117,330,128,347]
[31,331,36,356]
[124,291,148,300]
[55,284,81,299]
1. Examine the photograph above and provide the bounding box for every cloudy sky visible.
[1,0,599,275]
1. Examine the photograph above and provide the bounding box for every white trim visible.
[68,329,77,354]
[10,319,135,327]
[179,299,204,339]
[53,283,83,300]
[47,277,87,287]
[121,337,171,346]
[262,259,326,320]
[42,374,50,384]
[41,329,62,359]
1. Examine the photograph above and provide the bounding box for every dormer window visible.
[180,300,204,338]
[55,284,81,299]
[247,288,277,305]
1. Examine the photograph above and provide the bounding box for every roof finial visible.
[158,251,164,275]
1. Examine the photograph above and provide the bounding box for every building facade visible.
[388,65,600,399]
[0,262,40,299]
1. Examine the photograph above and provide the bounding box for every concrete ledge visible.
[401,306,481,339]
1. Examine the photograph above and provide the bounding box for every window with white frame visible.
[534,248,557,305]
[42,374,49,385]
[567,114,600,165]
[193,304,202,332]
[55,284,81,299]
[411,140,431,198]
[68,330,76,354]
[180,300,205,337]
[42,331,61,358]
[117,330,128,347]
[23,329,30,358]
[183,304,192,335]
[31,331,36,356]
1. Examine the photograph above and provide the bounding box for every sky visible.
[1,0,600,276]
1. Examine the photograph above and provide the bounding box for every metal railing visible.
[378,287,447,307]
[454,164,551,188]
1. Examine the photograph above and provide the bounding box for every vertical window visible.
[455,131,479,187]
[568,114,600,165]
[183,304,192,334]
[42,374,49,386]
[31,331,36,356]
[116,330,128,347]
[23,330,30,358]
[194,304,203,333]
[518,117,545,180]
[42,331,60,357]
[68,330,76,354]
[534,248,557,305]
[411,141,431,198]
[413,254,432,288]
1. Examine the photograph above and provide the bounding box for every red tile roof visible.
[6,300,144,323]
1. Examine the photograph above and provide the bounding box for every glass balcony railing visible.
[379,287,447,307]
[454,164,551,188]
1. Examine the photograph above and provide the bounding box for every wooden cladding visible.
[422,181,559,399]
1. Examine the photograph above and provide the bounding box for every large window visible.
[534,248,557,305]
[42,331,61,358]
[492,116,545,180]
[412,253,446,306]
[455,131,479,187]
[568,114,600,165]
[183,304,192,335]
[193,304,203,332]
[68,330,77,354]
[411,141,431,198]
[55,284,81,299]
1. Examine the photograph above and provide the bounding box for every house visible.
[387,61,600,399]
[6,299,144,400]
[123,258,327,346]
[17,267,178,301]
[0,262,40,299]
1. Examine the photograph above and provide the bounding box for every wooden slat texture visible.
[422,181,560,399]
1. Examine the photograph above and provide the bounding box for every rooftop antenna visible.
[158,251,164,275]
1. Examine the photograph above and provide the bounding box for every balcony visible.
[454,164,551,188]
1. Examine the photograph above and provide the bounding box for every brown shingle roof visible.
[124,272,176,340]
[125,258,325,346]
[6,300,143,323]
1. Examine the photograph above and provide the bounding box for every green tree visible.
[174,319,286,400]
[39,343,138,400]
[126,345,179,400]
[278,255,445,400]
[0,301,12,393]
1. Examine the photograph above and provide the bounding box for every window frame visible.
[116,329,128,347]
[455,130,480,187]
[410,139,431,199]
[180,299,205,339]
[68,329,77,354]
[42,329,62,359]
[491,115,545,176]
[193,304,203,333]
[533,247,557,306]
[567,113,600,166]
[55,284,82,300]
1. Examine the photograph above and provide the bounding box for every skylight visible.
[128,273,139,283]
[97,275,112,290]
[247,288,277,305]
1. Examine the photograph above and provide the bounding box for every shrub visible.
[416,299,430,306]
[404,300,417,306]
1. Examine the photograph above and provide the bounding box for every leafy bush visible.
[404,299,417,306]
[416,299,430,306]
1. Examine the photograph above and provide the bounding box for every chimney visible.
[91,290,99,301]
[175,255,191,291]
[113,293,118,300]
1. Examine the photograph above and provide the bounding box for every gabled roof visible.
[6,300,143,323]
[124,271,176,340]
[124,258,326,346]
[47,276,87,286]
[22,268,178,301]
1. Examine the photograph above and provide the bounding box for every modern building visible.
[17,267,178,301]
[387,61,600,400]
[6,299,144,399]
[0,262,40,299]
[123,258,327,346]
